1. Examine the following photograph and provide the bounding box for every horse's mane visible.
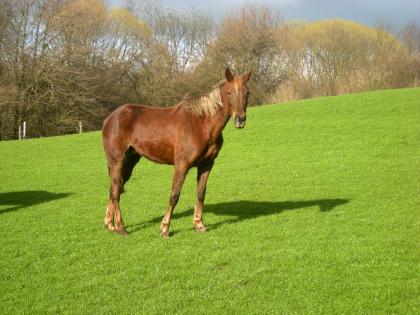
[177,80,226,117]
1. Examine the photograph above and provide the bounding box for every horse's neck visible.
[204,105,231,141]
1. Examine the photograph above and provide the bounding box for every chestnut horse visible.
[102,68,251,237]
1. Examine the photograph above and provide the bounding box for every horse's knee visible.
[170,191,180,205]
[197,188,206,202]
[110,180,122,200]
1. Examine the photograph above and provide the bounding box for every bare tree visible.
[196,4,284,105]
[0,1,418,139]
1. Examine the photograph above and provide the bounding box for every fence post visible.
[18,125,22,140]
[23,121,26,139]
[79,121,82,134]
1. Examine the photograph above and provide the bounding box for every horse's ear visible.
[225,67,234,82]
[243,70,252,82]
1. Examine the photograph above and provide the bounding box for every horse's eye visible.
[227,91,232,96]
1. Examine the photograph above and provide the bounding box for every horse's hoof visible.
[116,227,128,236]
[105,223,116,232]
[160,230,170,238]
[195,225,207,233]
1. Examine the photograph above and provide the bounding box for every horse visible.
[102,67,252,237]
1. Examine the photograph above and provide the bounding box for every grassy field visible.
[0,88,419,314]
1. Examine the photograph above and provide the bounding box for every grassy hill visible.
[0,88,419,314]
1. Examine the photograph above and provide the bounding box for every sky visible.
[111,0,420,30]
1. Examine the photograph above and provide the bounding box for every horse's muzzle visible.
[234,115,246,129]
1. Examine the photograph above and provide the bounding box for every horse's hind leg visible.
[104,164,116,231]
[104,198,115,231]
[105,148,141,234]
[106,161,126,234]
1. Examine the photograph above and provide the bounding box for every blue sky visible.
[110,0,419,29]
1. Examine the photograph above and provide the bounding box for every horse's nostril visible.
[238,116,246,123]
[234,116,246,129]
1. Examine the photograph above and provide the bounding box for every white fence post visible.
[22,121,26,139]
[18,125,22,140]
[79,121,82,134]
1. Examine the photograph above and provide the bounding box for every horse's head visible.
[224,67,252,129]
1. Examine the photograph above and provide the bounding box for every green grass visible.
[0,88,419,314]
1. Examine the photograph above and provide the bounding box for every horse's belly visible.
[132,140,175,165]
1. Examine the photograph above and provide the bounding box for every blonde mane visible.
[178,80,226,117]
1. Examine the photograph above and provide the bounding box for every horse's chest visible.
[197,136,223,163]
[204,143,220,159]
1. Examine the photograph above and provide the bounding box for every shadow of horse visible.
[0,191,72,215]
[127,198,350,234]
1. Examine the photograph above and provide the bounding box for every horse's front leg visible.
[194,161,214,233]
[160,164,189,238]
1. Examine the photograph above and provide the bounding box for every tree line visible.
[0,0,419,139]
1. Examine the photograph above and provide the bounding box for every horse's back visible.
[103,104,176,136]
[103,104,189,164]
